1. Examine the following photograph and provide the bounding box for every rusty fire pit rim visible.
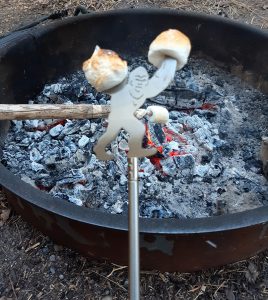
[1,164,268,235]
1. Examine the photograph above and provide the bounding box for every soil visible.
[0,1,268,299]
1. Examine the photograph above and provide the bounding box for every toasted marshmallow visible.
[82,46,128,92]
[148,29,191,70]
[147,106,169,124]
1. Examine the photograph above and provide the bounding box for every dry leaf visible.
[36,0,50,5]
[225,287,235,300]
[245,262,259,283]
[0,208,11,226]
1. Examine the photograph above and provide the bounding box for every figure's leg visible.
[94,124,121,160]
[124,119,157,158]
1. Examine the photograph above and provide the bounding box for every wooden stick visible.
[0,104,148,121]
[0,104,112,120]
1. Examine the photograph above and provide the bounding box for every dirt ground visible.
[0,0,268,299]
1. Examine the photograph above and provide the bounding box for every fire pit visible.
[0,9,267,272]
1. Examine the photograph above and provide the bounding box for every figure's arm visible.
[145,57,177,98]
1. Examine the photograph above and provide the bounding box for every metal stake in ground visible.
[128,157,140,300]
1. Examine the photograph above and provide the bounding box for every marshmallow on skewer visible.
[82,46,128,92]
[147,106,169,124]
[148,29,191,70]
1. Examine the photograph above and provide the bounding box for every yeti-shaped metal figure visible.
[94,59,176,160]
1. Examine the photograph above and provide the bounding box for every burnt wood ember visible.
[2,56,268,218]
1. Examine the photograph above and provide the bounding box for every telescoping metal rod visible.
[128,157,140,300]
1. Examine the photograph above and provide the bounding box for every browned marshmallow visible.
[82,46,128,92]
[148,29,191,70]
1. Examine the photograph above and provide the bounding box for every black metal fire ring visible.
[0,9,267,272]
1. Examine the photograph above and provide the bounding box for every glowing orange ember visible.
[163,127,187,144]
[33,119,67,132]
[144,122,189,170]
[201,103,217,110]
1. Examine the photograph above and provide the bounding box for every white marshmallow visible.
[147,106,169,124]
[82,46,128,92]
[148,29,191,70]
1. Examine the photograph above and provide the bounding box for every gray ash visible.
[2,56,268,218]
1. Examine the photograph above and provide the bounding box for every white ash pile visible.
[2,56,268,218]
